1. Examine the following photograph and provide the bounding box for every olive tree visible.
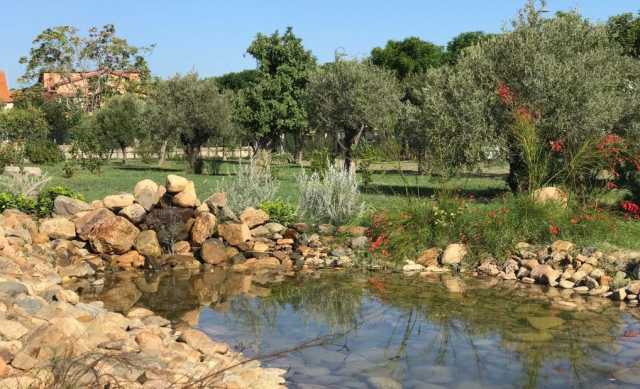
[307,56,402,170]
[95,94,143,163]
[419,0,640,191]
[147,73,232,172]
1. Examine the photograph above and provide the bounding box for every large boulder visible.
[118,203,146,224]
[531,264,560,285]
[166,175,189,193]
[172,181,197,208]
[53,196,90,217]
[39,217,76,240]
[532,187,568,208]
[218,222,251,246]
[204,192,227,210]
[200,238,228,265]
[441,243,468,265]
[111,250,145,269]
[141,207,195,246]
[133,179,160,211]
[239,208,269,228]
[191,212,217,245]
[134,230,162,258]
[103,193,135,210]
[75,208,117,241]
[87,216,140,254]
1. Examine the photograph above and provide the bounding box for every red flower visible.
[515,106,533,122]
[497,82,514,106]
[550,139,564,153]
[606,181,618,190]
[621,201,640,215]
[549,224,560,236]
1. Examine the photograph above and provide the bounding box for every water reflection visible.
[72,269,640,388]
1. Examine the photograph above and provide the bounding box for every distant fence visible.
[59,145,253,160]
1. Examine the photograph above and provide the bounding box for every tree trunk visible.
[507,149,527,193]
[158,140,168,167]
[121,145,127,164]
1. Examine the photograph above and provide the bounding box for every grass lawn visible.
[41,158,640,253]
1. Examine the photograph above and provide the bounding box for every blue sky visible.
[2,1,639,87]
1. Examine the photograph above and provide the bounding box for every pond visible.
[73,269,640,388]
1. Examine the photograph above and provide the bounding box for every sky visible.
[2,0,639,87]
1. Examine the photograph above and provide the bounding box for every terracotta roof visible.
[0,71,12,103]
[41,70,140,92]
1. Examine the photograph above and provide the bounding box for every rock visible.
[0,320,28,340]
[583,276,599,289]
[530,264,560,285]
[174,241,191,254]
[239,208,269,228]
[559,279,575,289]
[590,268,605,280]
[200,239,227,265]
[218,222,251,246]
[22,167,41,176]
[126,307,154,319]
[90,200,104,209]
[111,251,145,269]
[571,270,587,283]
[526,316,565,330]
[133,179,159,211]
[337,225,368,237]
[134,230,162,258]
[204,192,227,209]
[416,248,441,267]
[532,186,568,208]
[179,329,228,356]
[88,216,140,255]
[39,217,76,240]
[166,175,189,193]
[628,281,640,295]
[402,260,425,273]
[478,260,500,276]
[172,181,197,208]
[318,224,336,235]
[55,289,79,305]
[142,207,195,244]
[103,193,135,210]
[74,208,117,241]
[191,212,217,245]
[53,196,90,217]
[614,288,627,301]
[2,166,20,176]
[118,203,146,224]
[441,243,467,265]
[551,240,575,253]
[350,236,369,250]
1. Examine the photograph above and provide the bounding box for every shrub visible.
[0,192,37,214]
[0,170,51,198]
[36,185,84,217]
[0,143,24,169]
[62,160,77,178]
[297,163,365,225]
[0,106,49,143]
[24,140,64,164]
[219,157,278,213]
[259,200,297,225]
[70,115,109,174]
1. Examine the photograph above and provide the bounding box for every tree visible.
[0,106,49,143]
[234,27,316,155]
[95,94,143,163]
[445,31,495,64]
[370,37,444,80]
[216,70,259,91]
[307,56,402,170]
[607,12,640,58]
[147,73,232,172]
[70,114,111,173]
[418,0,640,191]
[19,24,153,111]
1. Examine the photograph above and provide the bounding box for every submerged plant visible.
[297,163,365,225]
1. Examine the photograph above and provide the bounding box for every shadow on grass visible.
[113,164,184,173]
[363,183,508,200]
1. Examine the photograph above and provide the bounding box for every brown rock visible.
[551,240,575,253]
[111,251,145,269]
[88,216,140,254]
[172,181,197,208]
[532,187,568,208]
[134,230,162,258]
[53,196,90,217]
[118,203,146,224]
[191,212,217,245]
[337,225,368,237]
[531,264,560,285]
[75,208,117,241]
[179,328,228,356]
[174,241,191,254]
[133,179,160,211]
[201,239,228,265]
[103,193,135,210]
[239,207,269,228]
[204,192,227,209]
[416,248,440,267]
[218,222,251,246]
[39,217,76,240]
[166,174,188,193]
[441,243,467,265]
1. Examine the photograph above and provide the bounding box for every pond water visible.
[74,269,640,388]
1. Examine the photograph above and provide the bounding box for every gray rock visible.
[0,281,28,298]
[54,195,91,217]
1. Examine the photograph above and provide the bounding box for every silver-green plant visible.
[297,162,365,225]
[219,156,278,213]
[0,170,51,198]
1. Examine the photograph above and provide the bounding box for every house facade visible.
[0,71,13,110]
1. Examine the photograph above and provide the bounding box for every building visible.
[40,69,140,103]
[0,70,13,110]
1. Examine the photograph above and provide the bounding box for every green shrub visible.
[0,143,24,169]
[218,157,278,213]
[0,192,37,214]
[259,200,297,225]
[35,185,84,217]
[24,140,64,164]
[62,161,77,178]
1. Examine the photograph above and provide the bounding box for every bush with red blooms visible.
[621,201,640,220]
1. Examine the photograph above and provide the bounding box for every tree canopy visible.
[607,12,640,58]
[95,94,143,163]
[445,31,495,64]
[370,37,444,80]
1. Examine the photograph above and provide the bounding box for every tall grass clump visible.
[219,155,278,213]
[297,163,365,225]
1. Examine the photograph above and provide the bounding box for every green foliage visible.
[95,94,143,162]
[308,147,332,177]
[24,140,64,165]
[70,115,109,173]
[215,70,259,91]
[307,56,402,169]
[146,73,232,172]
[234,27,316,150]
[445,31,495,64]
[0,185,82,217]
[259,200,297,225]
[371,37,444,79]
[607,12,640,58]
[353,141,381,191]
[418,3,640,189]
[36,185,84,217]
[0,106,49,143]
[62,160,77,178]
[0,192,37,214]
[0,144,24,169]
[219,157,278,213]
